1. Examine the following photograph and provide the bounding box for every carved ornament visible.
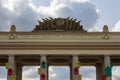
[32,17,87,32]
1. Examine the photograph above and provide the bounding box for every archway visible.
[79,66,96,80]
[0,66,7,80]
[49,66,70,80]
[22,66,40,80]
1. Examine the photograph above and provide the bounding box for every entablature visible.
[0,31,120,50]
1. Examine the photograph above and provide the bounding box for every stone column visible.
[104,55,112,80]
[72,55,79,80]
[69,64,72,80]
[7,55,16,80]
[16,63,22,80]
[47,65,49,80]
[102,58,105,76]
[40,55,47,80]
[96,63,102,80]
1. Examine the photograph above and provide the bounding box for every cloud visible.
[112,20,120,32]
[22,66,39,80]
[49,66,70,80]
[0,67,7,79]
[112,66,120,80]
[49,66,96,80]
[37,0,99,30]
[49,67,57,78]
[0,0,38,31]
[0,0,99,31]
[79,66,96,80]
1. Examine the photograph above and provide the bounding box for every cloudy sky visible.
[0,0,120,31]
[0,0,120,80]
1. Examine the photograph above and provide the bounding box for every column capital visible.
[40,54,47,57]
[104,55,111,57]
[72,54,79,57]
[7,54,15,57]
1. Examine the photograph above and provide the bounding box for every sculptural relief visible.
[32,17,87,32]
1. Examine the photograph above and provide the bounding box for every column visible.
[69,64,72,80]
[96,63,102,80]
[7,55,16,80]
[47,65,49,80]
[16,63,22,80]
[104,55,112,80]
[102,57,105,78]
[72,55,79,80]
[40,55,48,80]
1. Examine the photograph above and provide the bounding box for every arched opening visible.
[0,66,7,80]
[79,66,96,80]
[112,66,120,80]
[49,66,70,80]
[22,66,40,80]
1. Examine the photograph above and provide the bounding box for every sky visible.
[0,0,120,32]
[0,0,120,80]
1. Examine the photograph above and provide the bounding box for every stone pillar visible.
[40,55,47,80]
[72,55,79,80]
[104,55,112,80]
[69,64,72,80]
[47,65,49,80]
[16,63,22,80]
[96,63,102,80]
[102,58,105,76]
[7,55,16,80]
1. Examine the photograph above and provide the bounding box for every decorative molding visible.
[102,34,110,40]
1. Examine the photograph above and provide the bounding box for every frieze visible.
[16,34,102,40]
